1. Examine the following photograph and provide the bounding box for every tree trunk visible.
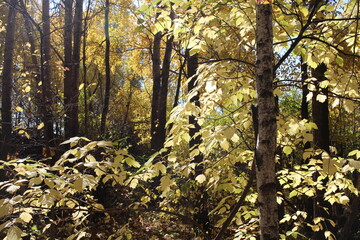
[311,63,330,240]
[64,0,74,138]
[150,32,162,151]
[41,0,54,146]
[150,31,174,152]
[100,0,111,136]
[172,57,184,108]
[312,63,329,152]
[255,3,278,240]
[1,0,17,160]
[71,0,83,135]
[156,35,173,149]
[187,52,211,233]
[64,0,82,138]
[83,0,91,136]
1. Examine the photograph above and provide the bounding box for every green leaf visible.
[283,146,293,155]
[336,56,344,67]
[289,190,297,198]
[348,150,359,157]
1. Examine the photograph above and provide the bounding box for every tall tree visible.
[254,2,278,240]
[41,0,54,145]
[63,0,74,138]
[150,31,162,151]
[311,62,330,240]
[64,0,82,138]
[150,31,174,152]
[1,0,17,160]
[71,0,83,135]
[187,52,211,232]
[100,0,111,136]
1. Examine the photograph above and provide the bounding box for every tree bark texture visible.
[311,63,331,240]
[255,4,278,240]
[64,0,74,138]
[1,0,17,160]
[187,52,202,168]
[64,0,82,138]
[42,0,54,144]
[187,52,211,233]
[157,35,173,148]
[311,63,329,152]
[82,1,90,136]
[100,0,111,136]
[150,32,173,152]
[70,0,83,136]
[150,32,162,152]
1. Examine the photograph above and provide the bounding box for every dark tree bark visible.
[187,52,211,233]
[156,35,173,147]
[255,3,278,240]
[187,53,202,168]
[150,29,174,152]
[150,32,163,152]
[63,0,74,138]
[100,0,111,136]
[82,0,91,136]
[311,63,330,240]
[41,0,54,145]
[1,0,17,160]
[64,0,82,138]
[71,0,83,135]
[311,63,329,152]
[172,57,185,108]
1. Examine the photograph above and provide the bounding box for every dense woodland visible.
[0,0,359,239]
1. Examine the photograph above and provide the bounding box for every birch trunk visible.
[255,3,278,240]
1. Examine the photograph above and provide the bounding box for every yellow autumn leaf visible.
[125,157,141,168]
[25,86,31,92]
[316,94,327,103]
[37,122,45,130]
[195,174,206,184]
[15,106,23,112]
[7,226,22,240]
[19,212,32,223]
[339,195,349,205]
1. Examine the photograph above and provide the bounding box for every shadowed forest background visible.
[0,0,359,239]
